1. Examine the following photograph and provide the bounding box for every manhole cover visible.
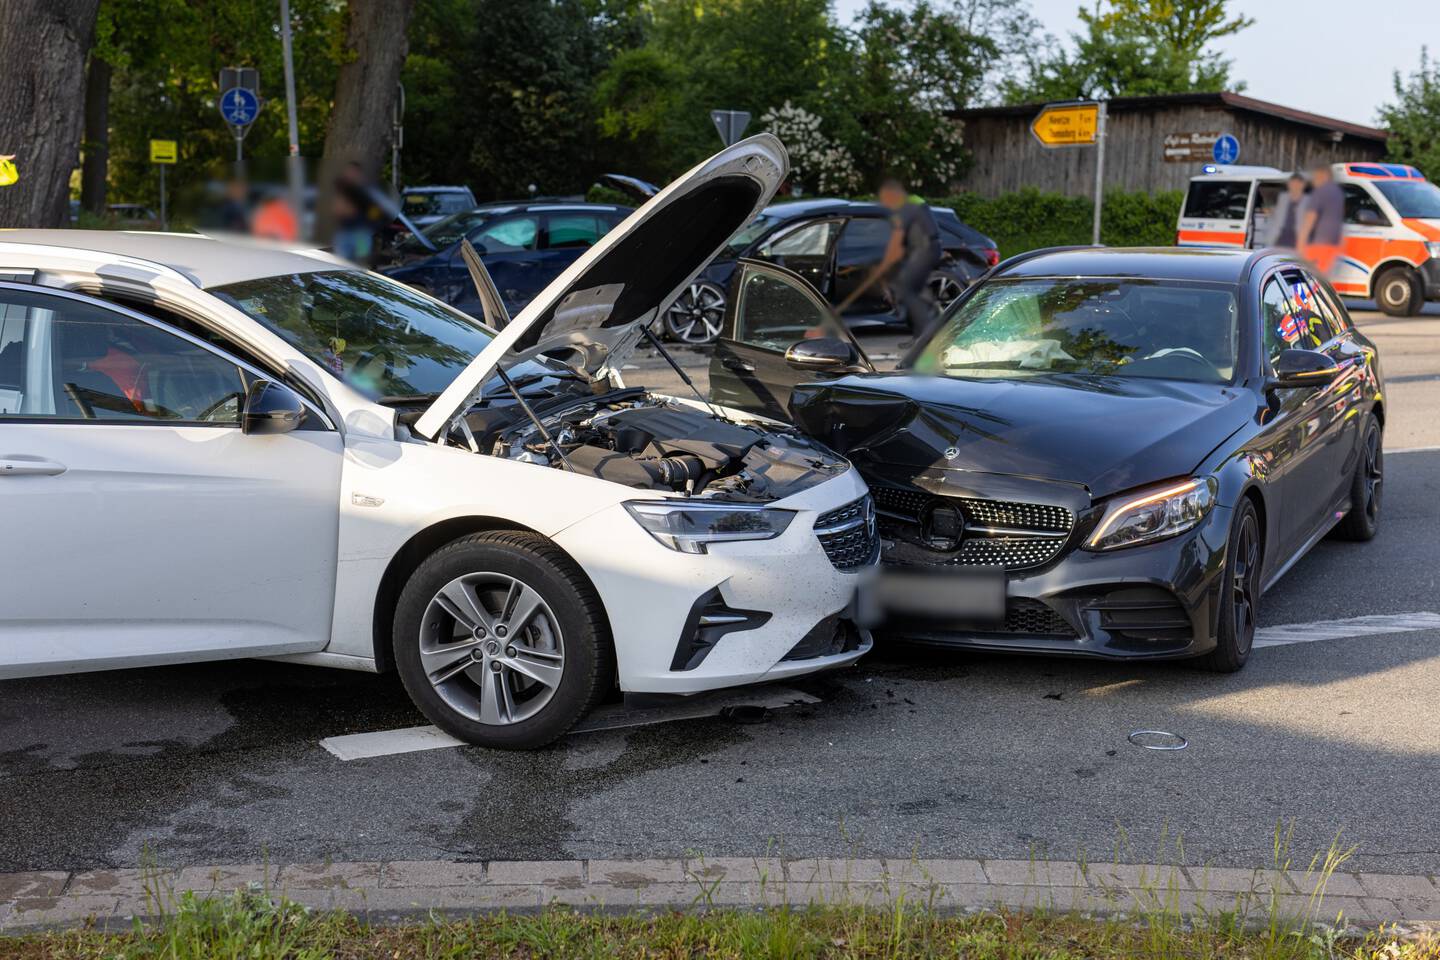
[1128,730,1188,751]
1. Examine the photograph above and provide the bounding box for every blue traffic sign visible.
[1212,133,1240,164]
[219,87,260,127]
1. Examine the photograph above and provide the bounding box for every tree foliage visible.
[1002,0,1247,103]
[1378,48,1440,180]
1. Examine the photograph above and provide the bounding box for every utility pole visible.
[279,0,304,233]
[1091,101,1107,246]
[392,82,405,194]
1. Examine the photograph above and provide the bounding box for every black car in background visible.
[707,247,1384,671]
[381,201,633,319]
[662,199,999,344]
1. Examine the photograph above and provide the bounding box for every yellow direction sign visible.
[149,139,178,164]
[1030,103,1100,148]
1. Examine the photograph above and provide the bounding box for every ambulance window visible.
[1184,181,1250,220]
[1342,185,1389,226]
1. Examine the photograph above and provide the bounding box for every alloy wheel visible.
[1362,426,1383,523]
[418,572,565,725]
[664,281,726,344]
[1230,511,1260,656]
[927,272,964,310]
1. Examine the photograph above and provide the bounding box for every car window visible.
[1260,275,1294,364]
[472,216,538,253]
[760,219,838,258]
[913,278,1239,384]
[0,289,243,423]
[735,268,833,348]
[836,217,892,264]
[545,214,610,250]
[1342,185,1389,226]
[1183,180,1251,220]
[1282,272,1339,348]
[725,214,778,254]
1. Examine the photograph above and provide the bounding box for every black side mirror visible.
[785,336,860,373]
[1269,349,1340,390]
[1354,208,1384,227]
[242,379,307,435]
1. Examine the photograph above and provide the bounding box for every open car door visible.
[708,259,873,422]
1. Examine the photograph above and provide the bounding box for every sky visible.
[832,0,1439,127]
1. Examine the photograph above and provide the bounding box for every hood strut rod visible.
[642,326,723,420]
[495,365,574,472]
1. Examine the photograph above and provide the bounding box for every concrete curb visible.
[2,857,1437,932]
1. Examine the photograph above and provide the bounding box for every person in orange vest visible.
[252,191,299,243]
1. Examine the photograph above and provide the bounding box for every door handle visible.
[722,358,756,373]
[0,456,67,477]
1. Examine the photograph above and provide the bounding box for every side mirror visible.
[1269,349,1340,390]
[785,336,861,373]
[1354,208,1384,227]
[242,379,307,435]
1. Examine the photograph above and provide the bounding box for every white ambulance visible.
[1177,162,1440,316]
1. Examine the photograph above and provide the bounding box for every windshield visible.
[404,191,472,218]
[914,278,1239,384]
[727,215,778,253]
[399,209,496,253]
[1374,180,1440,219]
[210,270,496,400]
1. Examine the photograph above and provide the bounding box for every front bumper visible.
[552,468,876,693]
[1419,257,1440,301]
[882,500,1235,661]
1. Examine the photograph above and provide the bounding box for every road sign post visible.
[710,110,751,147]
[150,139,177,230]
[1031,100,1107,245]
[218,67,260,170]
[278,0,304,233]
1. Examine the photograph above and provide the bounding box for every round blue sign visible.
[219,87,260,127]
[1212,134,1240,165]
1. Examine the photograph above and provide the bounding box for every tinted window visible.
[914,278,1239,383]
[1260,276,1293,364]
[545,214,609,250]
[836,217,892,264]
[472,216,538,252]
[761,220,838,257]
[1282,273,1338,348]
[210,270,494,401]
[726,214,778,254]
[0,290,242,423]
[735,269,832,347]
[404,191,473,217]
[1343,185,1389,225]
[410,209,496,251]
[1183,181,1251,220]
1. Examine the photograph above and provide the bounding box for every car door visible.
[0,284,342,678]
[709,260,872,421]
[831,216,895,317]
[751,218,842,297]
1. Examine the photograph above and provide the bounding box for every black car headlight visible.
[1085,478,1217,551]
[624,500,796,554]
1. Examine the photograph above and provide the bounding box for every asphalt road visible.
[2,306,1438,877]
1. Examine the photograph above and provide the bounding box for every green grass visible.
[2,888,1436,960]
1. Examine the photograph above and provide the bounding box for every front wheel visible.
[1196,499,1261,673]
[1374,266,1422,317]
[393,532,613,750]
[663,280,727,344]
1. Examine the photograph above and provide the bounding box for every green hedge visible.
[930,189,1184,258]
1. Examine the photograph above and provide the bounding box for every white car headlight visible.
[1085,477,1218,551]
[624,500,796,554]
[1426,241,1440,259]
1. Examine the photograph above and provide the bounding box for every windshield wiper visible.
[376,392,442,406]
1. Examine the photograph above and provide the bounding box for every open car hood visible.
[415,135,788,440]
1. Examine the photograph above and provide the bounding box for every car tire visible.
[662,280,727,345]
[392,531,613,750]
[1374,266,1422,317]
[1196,498,1261,673]
[1332,413,1383,541]
[927,270,966,311]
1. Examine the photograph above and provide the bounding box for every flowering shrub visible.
[759,102,862,195]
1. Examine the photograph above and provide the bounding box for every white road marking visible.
[1386,445,1440,454]
[320,686,820,761]
[1255,611,1440,648]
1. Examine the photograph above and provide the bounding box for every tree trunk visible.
[80,54,111,215]
[0,0,101,227]
[316,0,416,242]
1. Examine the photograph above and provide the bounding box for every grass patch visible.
[2,889,1436,960]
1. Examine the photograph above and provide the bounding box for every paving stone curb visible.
[1,858,1435,932]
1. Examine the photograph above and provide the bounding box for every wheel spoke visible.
[505,651,563,689]
[435,581,493,633]
[502,582,545,634]
[421,639,483,681]
[476,667,508,724]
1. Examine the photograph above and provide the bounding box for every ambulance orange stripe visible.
[1403,218,1440,241]
[1176,229,1246,246]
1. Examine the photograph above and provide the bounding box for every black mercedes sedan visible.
[706,247,1384,671]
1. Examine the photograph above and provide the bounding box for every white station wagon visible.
[0,137,877,749]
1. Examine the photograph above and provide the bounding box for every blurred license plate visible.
[870,567,1006,623]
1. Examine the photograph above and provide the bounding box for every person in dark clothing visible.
[1298,163,1345,275]
[1263,173,1307,249]
[877,178,942,341]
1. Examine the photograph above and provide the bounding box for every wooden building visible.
[951,92,1388,198]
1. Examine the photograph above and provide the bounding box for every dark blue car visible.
[382,201,633,320]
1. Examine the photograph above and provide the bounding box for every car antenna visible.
[495,364,574,472]
[641,325,723,419]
